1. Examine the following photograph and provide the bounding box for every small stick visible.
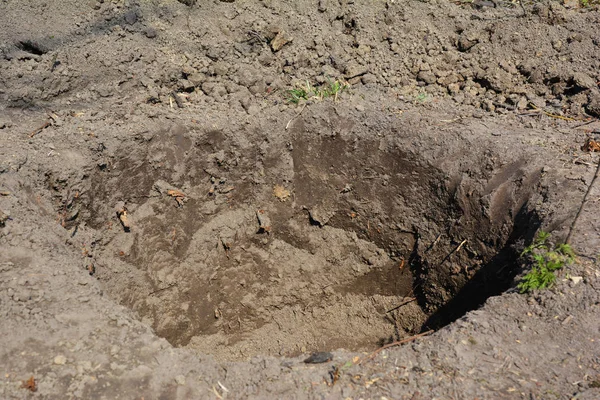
[359,330,434,364]
[149,283,177,296]
[528,103,575,121]
[425,234,442,253]
[28,121,51,138]
[438,239,468,266]
[566,154,600,244]
[285,103,307,130]
[385,297,417,314]
[455,239,467,253]
[573,119,597,129]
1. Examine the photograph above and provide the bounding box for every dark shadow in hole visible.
[16,40,47,55]
[419,204,541,331]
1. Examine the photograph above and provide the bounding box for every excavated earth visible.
[1,0,600,398]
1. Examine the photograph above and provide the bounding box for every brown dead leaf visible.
[582,138,600,152]
[167,190,186,207]
[273,185,291,201]
[270,31,292,52]
[21,376,37,392]
[167,189,186,198]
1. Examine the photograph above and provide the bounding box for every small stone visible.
[124,10,137,25]
[175,375,186,385]
[570,276,583,285]
[318,0,327,12]
[304,352,333,364]
[54,355,67,365]
[572,72,597,90]
[458,34,478,52]
[563,0,579,8]
[417,70,437,85]
[180,79,195,91]
[345,64,368,80]
[361,73,377,85]
[568,33,583,43]
[187,73,205,86]
[586,91,600,117]
[448,83,461,95]
[552,40,562,51]
[270,31,292,52]
[144,27,157,38]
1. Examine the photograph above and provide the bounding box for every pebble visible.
[144,27,157,39]
[124,10,137,25]
[175,375,186,385]
[54,355,67,365]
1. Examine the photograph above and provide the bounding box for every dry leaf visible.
[167,190,187,207]
[21,376,37,392]
[582,138,600,152]
[167,189,186,198]
[273,185,290,201]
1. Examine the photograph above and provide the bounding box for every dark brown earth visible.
[1,0,600,398]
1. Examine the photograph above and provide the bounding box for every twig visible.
[425,234,442,253]
[385,297,417,314]
[149,283,178,296]
[528,103,575,121]
[573,119,597,129]
[217,381,229,393]
[285,103,307,130]
[359,330,434,364]
[566,154,600,244]
[455,239,467,253]
[28,121,51,138]
[211,386,223,400]
[438,239,468,266]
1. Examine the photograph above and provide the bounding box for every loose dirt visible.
[1,0,600,398]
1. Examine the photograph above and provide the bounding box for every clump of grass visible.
[413,91,430,104]
[285,79,349,104]
[581,0,600,7]
[286,84,311,104]
[517,231,575,293]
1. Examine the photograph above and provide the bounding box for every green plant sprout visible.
[518,231,575,293]
[285,79,349,104]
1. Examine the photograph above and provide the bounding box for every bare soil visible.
[1,0,600,398]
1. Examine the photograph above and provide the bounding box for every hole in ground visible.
[16,40,48,55]
[72,124,540,361]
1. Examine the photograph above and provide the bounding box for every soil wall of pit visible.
[52,105,565,361]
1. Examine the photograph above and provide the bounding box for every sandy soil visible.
[1,0,600,398]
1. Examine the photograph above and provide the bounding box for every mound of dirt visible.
[1,0,600,398]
